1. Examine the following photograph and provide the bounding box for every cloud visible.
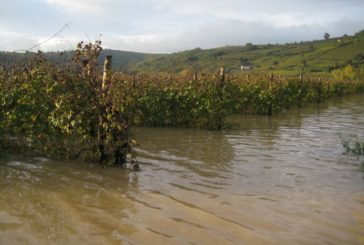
[99,18,364,53]
[0,29,35,51]
[43,0,107,15]
[0,28,78,52]
[151,0,364,27]
[2,17,363,53]
[0,0,363,52]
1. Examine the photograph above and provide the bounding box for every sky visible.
[0,0,364,53]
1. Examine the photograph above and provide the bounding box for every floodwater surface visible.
[1,95,364,244]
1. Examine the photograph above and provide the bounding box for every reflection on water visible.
[1,94,364,244]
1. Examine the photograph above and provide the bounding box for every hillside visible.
[130,30,364,75]
[1,29,364,75]
[0,49,158,72]
[99,49,159,71]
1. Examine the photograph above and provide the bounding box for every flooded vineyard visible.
[1,95,364,244]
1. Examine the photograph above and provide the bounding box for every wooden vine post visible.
[102,56,112,91]
[193,73,198,81]
[270,73,274,81]
[73,41,131,167]
[215,67,226,129]
[98,55,112,164]
[98,55,130,166]
[219,67,225,88]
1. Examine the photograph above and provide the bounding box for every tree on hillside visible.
[324,33,330,40]
[355,29,364,36]
[245,43,258,51]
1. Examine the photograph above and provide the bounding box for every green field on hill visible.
[132,30,364,75]
[1,29,364,76]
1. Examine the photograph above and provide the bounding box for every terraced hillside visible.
[132,30,364,75]
[1,30,363,75]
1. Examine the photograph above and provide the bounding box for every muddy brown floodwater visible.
[1,95,364,245]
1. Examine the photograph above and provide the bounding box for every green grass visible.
[1,29,364,75]
[130,30,364,75]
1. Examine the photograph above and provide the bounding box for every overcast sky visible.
[1,0,364,53]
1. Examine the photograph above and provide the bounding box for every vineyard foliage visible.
[110,72,364,128]
[0,45,132,166]
[1,50,364,163]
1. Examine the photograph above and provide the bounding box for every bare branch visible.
[14,22,72,52]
